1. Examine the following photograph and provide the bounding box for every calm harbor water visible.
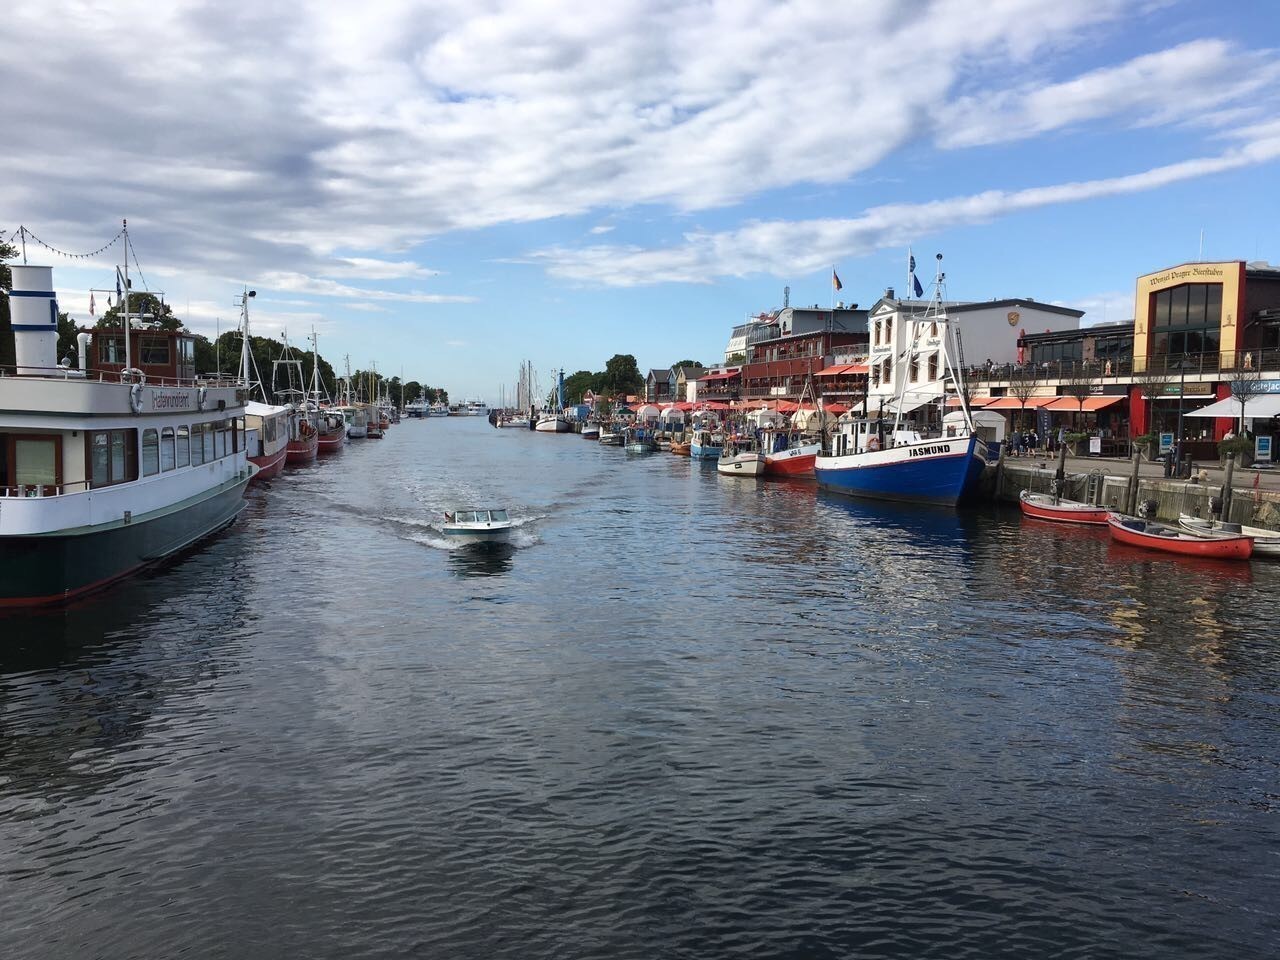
[2,418,1278,959]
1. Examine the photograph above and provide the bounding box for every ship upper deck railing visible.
[0,364,245,390]
[0,480,92,499]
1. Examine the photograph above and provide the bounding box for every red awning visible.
[699,371,740,382]
[815,363,869,377]
[1042,396,1125,412]
[946,395,995,407]
[823,402,849,415]
[983,396,1056,410]
[775,399,800,412]
[697,401,731,411]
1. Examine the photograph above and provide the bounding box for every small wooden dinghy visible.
[1019,490,1110,526]
[1107,514,1252,560]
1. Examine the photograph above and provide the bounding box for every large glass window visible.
[161,427,176,471]
[176,425,190,467]
[14,438,58,491]
[142,428,159,476]
[203,423,215,462]
[88,429,137,488]
[1151,283,1223,358]
[140,337,170,365]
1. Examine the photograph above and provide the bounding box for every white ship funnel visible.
[10,265,60,375]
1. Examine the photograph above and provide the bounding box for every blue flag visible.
[912,272,924,298]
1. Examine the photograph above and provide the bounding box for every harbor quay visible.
[990,450,1280,526]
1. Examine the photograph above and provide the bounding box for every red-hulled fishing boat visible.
[316,410,346,454]
[245,401,290,482]
[285,408,319,463]
[763,432,821,477]
[1107,514,1253,560]
[1019,490,1110,525]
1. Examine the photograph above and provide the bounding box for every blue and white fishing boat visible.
[814,255,987,506]
[689,427,723,460]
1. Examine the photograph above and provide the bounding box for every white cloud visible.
[936,39,1280,148]
[1064,292,1134,326]
[527,131,1280,286]
[2,0,1275,304]
[258,271,475,304]
[0,0,1138,281]
[343,302,392,313]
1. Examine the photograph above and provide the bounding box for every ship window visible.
[176,425,190,467]
[11,436,60,496]
[910,357,920,382]
[161,428,176,471]
[234,417,244,453]
[142,428,159,476]
[191,424,205,466]
[928,354,939,381]
[203,422,215,462]
[88,429,137,488]
[140,337,170,365]
[97,336,124,365]
[111,431,127,480]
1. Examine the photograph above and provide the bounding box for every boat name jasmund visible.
[152,391,194,410]
[908,443,952,458]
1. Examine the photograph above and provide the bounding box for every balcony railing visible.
[968,348,1280,385]
[0,364,242,389]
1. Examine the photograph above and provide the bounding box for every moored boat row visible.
[0,241,409,608]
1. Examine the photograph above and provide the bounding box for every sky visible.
[3,0,1279,401]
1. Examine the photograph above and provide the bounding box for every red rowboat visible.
[1107,514,1253,560]
[1019,490,1109,525]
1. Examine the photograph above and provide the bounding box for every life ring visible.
[129,382,144,414]
[866,435,881,451]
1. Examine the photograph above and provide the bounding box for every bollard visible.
[1221,455,1236,522]
[1126,446,1141,515]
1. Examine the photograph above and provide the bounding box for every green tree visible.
[601,353,642,396]
[673,359,701,369]
[98,291,181,330]
[57,312,80,364]
[562,369,601,403]
[403,380,423,405]
[725,352,746,365]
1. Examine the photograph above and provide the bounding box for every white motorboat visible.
[717,438,766,477]
[1177,513,1280,558]
[580,424,601,440]
[442,508,514,543]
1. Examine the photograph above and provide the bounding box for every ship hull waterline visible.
[0,467,256,608]
[249,444,288,483]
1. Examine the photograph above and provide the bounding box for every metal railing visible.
[0,480,91,498]
[0,364,242,389]
[968,348,1280,385]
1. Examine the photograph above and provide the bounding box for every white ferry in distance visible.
[0,233,255,607]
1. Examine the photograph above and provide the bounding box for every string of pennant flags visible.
[8,224,128,261]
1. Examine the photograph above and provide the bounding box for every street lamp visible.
[1174,355,1190,473]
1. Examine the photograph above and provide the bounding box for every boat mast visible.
[238,287,263,400]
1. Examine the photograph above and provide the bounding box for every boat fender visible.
[1136,499,1159,519]
[129,382,144,414]
[197,385,208,410]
